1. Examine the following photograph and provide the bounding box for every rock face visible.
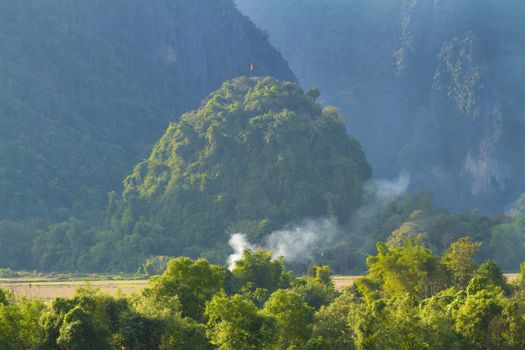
[236,0,525,211]
[103,77,371,269]
[0,0,294,221]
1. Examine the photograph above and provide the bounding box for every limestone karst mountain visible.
[236,0,525,211]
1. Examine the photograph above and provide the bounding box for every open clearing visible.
[0,278,148,302]
[332,274,520,291]
[0,274,520,301]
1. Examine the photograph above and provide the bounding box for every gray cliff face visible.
[403,30,510,208]
[236,0,525,211]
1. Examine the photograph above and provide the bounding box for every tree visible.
[0,297,46,350]
[262,289,314,349]
[232,249,292,295]
[520,261,525,289]
[310,293,356,350]
[145,257,226,321]
[500,296,525,349]
[306,87,321,100]
[365,237,449,298]
[40,287,129,350]
[307,264,333,286]
[293,277,338,310]
[132,291,210,350]
[205,292,277,350]
[454,289,504,349]
[467,260,509,295]
[386,210,425,247]
[112,312,164,350]
[56,306,110,350]
[442,236,481,287]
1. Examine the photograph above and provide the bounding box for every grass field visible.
[0,277,148,302]
[0,274,520,302]
[331,274,520,291]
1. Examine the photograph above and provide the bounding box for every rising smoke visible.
[266,217,339,262]
[227,218,338,270]
[226,172,411,270]
[227,233,254,270]
[374,171,410,199]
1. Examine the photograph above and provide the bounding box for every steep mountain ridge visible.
[0,0,294,221]
[89,77,371,271]
[236,0,525,211]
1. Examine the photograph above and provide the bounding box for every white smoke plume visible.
[265,217,338,263]
[227,233,254,271]
[345,171,412,255]
[226,218,338,268]
[374,171,410,199]
[226,172,411,269]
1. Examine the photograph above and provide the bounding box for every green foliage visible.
[144,257,227,321]
[0,245,523,349]
[467,260,510,295]
[454,289,505,349]
[500,295,525,349]
[308,264,333,286]
[0,0,293,225]
[0,297,45,350]
[205,292,277,350]
[262,289,314,349]
[111,312,164,350]
[40,287,128,349]
[100,77,370,271]
[292,276,338,310]
[488,214,525,271]
[309,293,356,350]
[136,255,172,276]
[232,248,293,296]
[442,236,482,287]
[0,290,7,306]
[365,237,450,298]
[32,217,92,272]
[0,220,39,270]
[132,288,210,350]
[306,87,321,101]
[55,306,111,350]
[520,262,525,288]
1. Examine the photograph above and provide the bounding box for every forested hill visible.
[94,77,371,271]
[0,0,294,222]
[236,0,525,212]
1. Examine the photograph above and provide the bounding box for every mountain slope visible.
[92,77,371,271]
[236,0,525,212]
[0,0,294,221]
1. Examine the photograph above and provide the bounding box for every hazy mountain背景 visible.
[0,0,294,223]
[235,0,525,212]
[1,0,525,276]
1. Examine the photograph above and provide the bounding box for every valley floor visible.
[1,274,519,302]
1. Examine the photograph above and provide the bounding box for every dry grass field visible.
[332,274,520,291]
[0,273,520,301]
[0,278,148,302]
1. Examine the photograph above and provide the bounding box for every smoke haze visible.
[227,233,254,270]
[227,173,411,269]
[375,171,410,199]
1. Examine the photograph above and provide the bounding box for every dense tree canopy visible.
[1,241,524,349]
[0,0,293,222]
[93,77,371,271]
